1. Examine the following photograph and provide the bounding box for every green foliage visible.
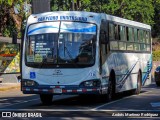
[0,0,31,38]
[50,0,160,38]
[153,51,160,61]
[0,0,24,5]
[0,0,159,39]
[2,28,10,37]
[152,0,160,38]
[50,0,156,25]
[2,22,17,37]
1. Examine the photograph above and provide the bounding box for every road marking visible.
[0,91,152,110]
[92,91,152,110]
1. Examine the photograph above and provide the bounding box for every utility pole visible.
[31,0,51,14]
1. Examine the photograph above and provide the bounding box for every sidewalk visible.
[0,83,20,91]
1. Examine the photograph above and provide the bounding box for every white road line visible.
[92,91,152,110]
[0,91,152,110]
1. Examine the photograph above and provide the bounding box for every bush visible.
[2,28,10,37]
[153,50,160,61]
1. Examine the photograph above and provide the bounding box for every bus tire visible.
[107,73,115,101]
[40,94,53,105]
[134,72,142,94]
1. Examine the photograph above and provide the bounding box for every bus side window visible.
[146,31,151,51]
[109,23,115,41]
[134,28,140,51]
[110,24,119,50]
[115,24,120,40]
[119,25,126,50]
[126,27,134,50]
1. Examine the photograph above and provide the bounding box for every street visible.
[0,83,160,119]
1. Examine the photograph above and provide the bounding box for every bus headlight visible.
[80,79,101,87]
[84,81,94,87]
[22,80,38,87]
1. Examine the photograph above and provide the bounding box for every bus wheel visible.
[107,79,115,101]
[134,72,142,94]
[40,94,53,105]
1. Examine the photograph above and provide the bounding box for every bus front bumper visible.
[22,85,101,95]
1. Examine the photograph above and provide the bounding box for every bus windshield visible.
[26,21,97,68]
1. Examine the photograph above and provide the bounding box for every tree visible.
[0,0,31,37]
[50,0,155,25]
[50,0,160,38]
[152,0,160,38]
[0,0,159,38]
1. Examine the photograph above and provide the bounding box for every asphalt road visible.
[0,83,160,120]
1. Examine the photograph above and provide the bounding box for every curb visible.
[0,84,20,91]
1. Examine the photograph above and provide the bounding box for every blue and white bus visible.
[21,11,152,104]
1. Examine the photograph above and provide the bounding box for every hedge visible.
[153,50,160,61]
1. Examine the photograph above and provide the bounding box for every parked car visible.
[155,66,160,86]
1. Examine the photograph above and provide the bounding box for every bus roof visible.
[103,13,151,30]
[27,11,101,25]
[27,11,151,30]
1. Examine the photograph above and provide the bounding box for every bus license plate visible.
[54,88,62,93]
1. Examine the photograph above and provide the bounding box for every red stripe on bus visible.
[30,88,34,91]
[55,86,60,88]
[82,89,87,92]
[62,89,67,93]
[48,89,53,93]
[92,88,97,91]
[72,90,77,92]
[39,89,42,92]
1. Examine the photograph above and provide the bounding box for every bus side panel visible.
[105,52,152,93]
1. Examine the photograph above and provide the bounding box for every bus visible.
[21,11,152,104]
